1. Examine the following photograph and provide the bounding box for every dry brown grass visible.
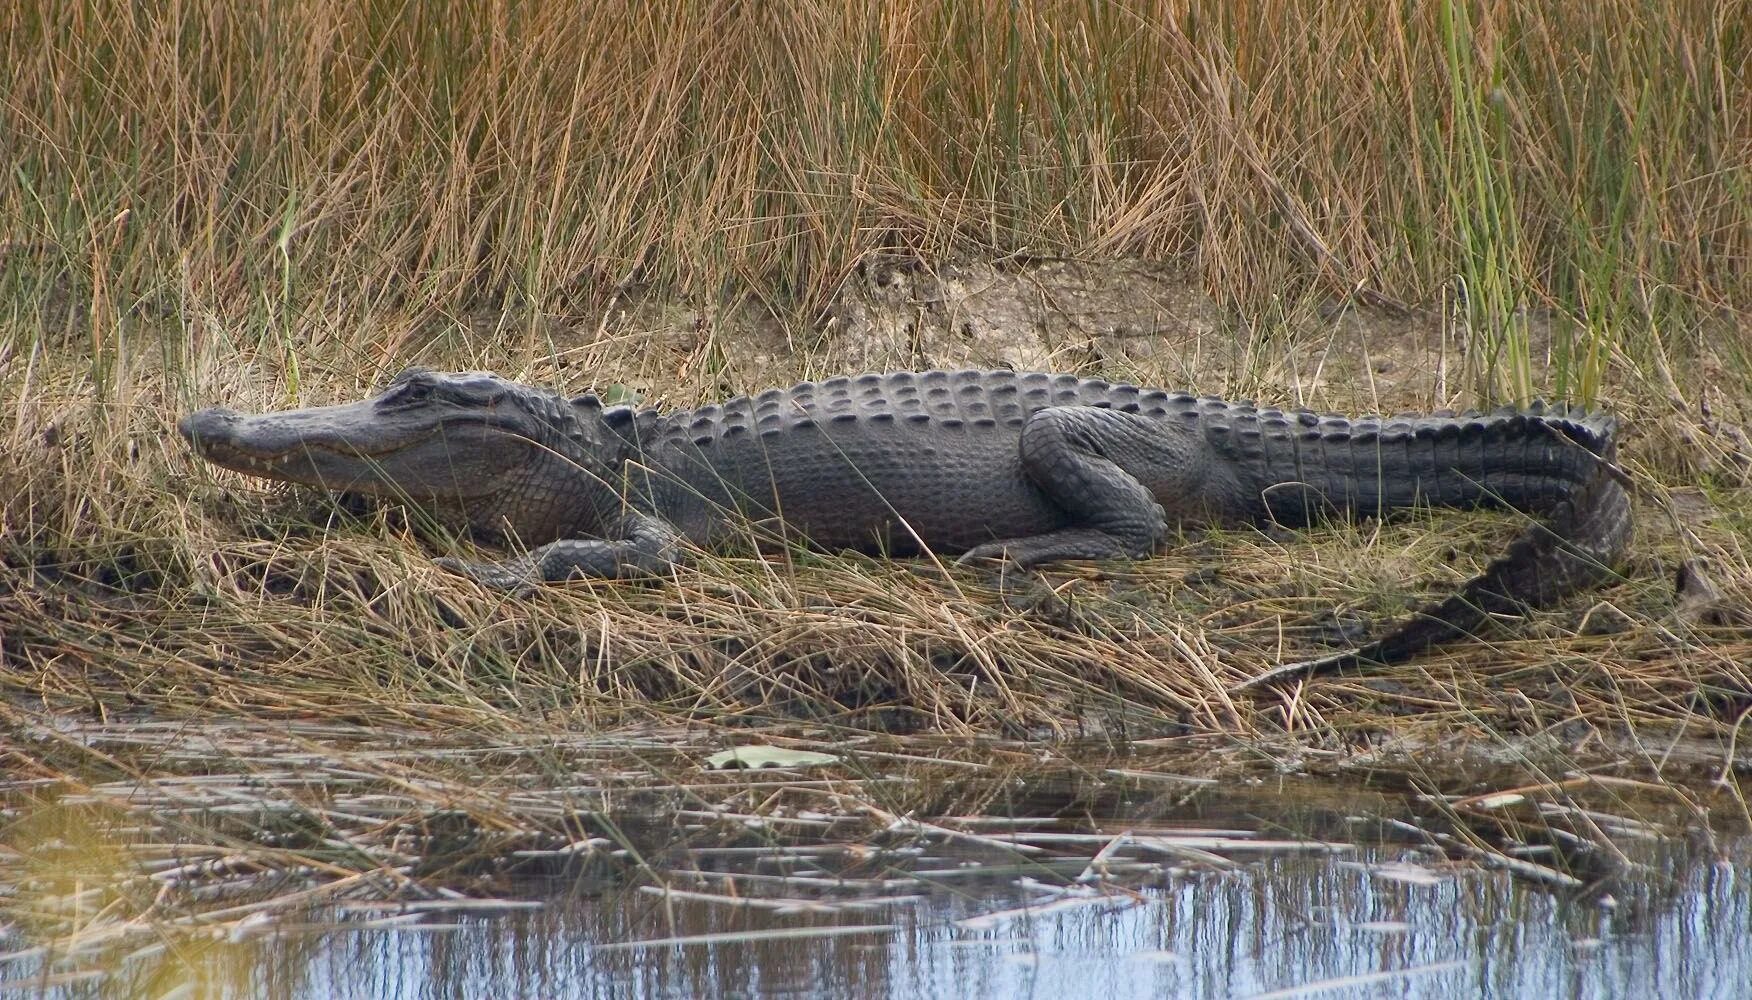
[3,2,1744,358]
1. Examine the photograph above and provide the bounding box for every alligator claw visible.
[954,543,1011,566]
[434,556,539,594]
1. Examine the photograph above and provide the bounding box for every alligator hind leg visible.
[957,406,1179,567]
[436,511,683,591]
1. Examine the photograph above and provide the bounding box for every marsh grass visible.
[1,1,1743,338]
[1,0,1747,742]
[1,0,1749,952]
[0,0,1747,739]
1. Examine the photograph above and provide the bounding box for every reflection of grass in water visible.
[2,802,277,994]
[1,730,1737,990]
[7,804,141,960]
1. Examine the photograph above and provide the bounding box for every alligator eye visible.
[385,381,434,407]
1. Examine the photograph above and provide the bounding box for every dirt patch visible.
[461,257,1749,497]
[505,256,1656,418]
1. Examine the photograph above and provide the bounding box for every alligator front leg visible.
[435,511,684,592]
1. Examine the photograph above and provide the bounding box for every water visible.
[6,770,1746,999]
[283,847,1746,999]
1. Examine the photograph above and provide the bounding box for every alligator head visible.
[179,368,633,544]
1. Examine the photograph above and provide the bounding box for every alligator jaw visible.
[177,399,512,499]
[181,403,414,491]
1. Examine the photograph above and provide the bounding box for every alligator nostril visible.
[178,407,240,443]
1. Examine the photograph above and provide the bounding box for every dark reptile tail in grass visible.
[179,369,1632,687]
[1234,408,1633,690]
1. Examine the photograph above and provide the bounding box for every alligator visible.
[178,368,1632,687]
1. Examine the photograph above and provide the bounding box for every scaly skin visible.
[179,368,1632,686]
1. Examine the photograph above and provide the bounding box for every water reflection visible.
[8,780,1744,999]
[273,843,1743,999]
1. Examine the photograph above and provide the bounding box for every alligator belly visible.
[698,442,1067,555]
[775,484,1068,555]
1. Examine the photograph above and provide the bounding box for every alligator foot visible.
[435,538,672,591]
[955,528,1143,567]
[434,554,542,594]
[436,513,685,591]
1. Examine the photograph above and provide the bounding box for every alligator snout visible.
[178,405,314,478]
[178,407,242,453]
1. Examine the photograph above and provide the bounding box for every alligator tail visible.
[1237,410,1632,691]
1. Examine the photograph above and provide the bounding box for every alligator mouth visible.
[187,437,403,473]
[178,406,441,485]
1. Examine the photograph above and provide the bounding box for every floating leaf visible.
[704,746,840,770]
